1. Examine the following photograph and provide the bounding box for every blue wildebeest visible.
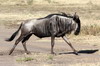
[6,12,81,55]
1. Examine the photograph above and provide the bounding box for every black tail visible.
[5,23,22,41]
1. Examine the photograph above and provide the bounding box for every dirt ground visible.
[0,25,100,66]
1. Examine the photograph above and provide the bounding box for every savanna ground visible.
[0,0,100,66]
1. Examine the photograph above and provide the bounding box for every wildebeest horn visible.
[74,12,77,15]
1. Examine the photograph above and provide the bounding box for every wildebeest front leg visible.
[62,36,78,55]
[51,36,55,54]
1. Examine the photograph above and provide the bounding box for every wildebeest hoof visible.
[26,51,31,54]
[74,52,78,55]
[51,52,56,55]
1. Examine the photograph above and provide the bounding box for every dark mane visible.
[37,12,73,20]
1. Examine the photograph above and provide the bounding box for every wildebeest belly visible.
[33,27,51,38]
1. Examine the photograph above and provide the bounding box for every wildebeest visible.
[6,12,81,55]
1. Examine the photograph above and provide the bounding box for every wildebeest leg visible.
[22,34,32,54]
[9,34,24,55]
[51,36,55,54]
[62,36,78,55]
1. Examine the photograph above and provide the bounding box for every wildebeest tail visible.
[5,23,22,41]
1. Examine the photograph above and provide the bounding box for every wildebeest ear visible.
[74,12,77,16]
[73,12,79,20]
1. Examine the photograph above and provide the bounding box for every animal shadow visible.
[59,49,99,55]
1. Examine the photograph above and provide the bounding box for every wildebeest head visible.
[73,12,81,35]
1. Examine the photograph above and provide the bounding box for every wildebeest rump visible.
[6,13,81,55]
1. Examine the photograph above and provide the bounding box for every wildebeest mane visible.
[37,12,73,20]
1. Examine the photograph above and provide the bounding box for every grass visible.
[81,24,100,36]
[16,53,55,62]
[26,0,34,5]
[16,57,34,62]
[45,0,52,3]
[47,55,54,60]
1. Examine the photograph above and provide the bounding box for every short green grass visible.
[47,55,54,60]
[16,57,34,62]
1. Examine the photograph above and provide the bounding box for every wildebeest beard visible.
[33,15,77,38]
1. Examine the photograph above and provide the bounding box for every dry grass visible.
[15,53,55,64]
[0,0,100,5]
[81,24,100,35]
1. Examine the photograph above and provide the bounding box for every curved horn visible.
[74,12,77,16]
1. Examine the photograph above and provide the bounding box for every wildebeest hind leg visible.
[22,34,32,54]
[62,36,78,55]
[9,34,24,55]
